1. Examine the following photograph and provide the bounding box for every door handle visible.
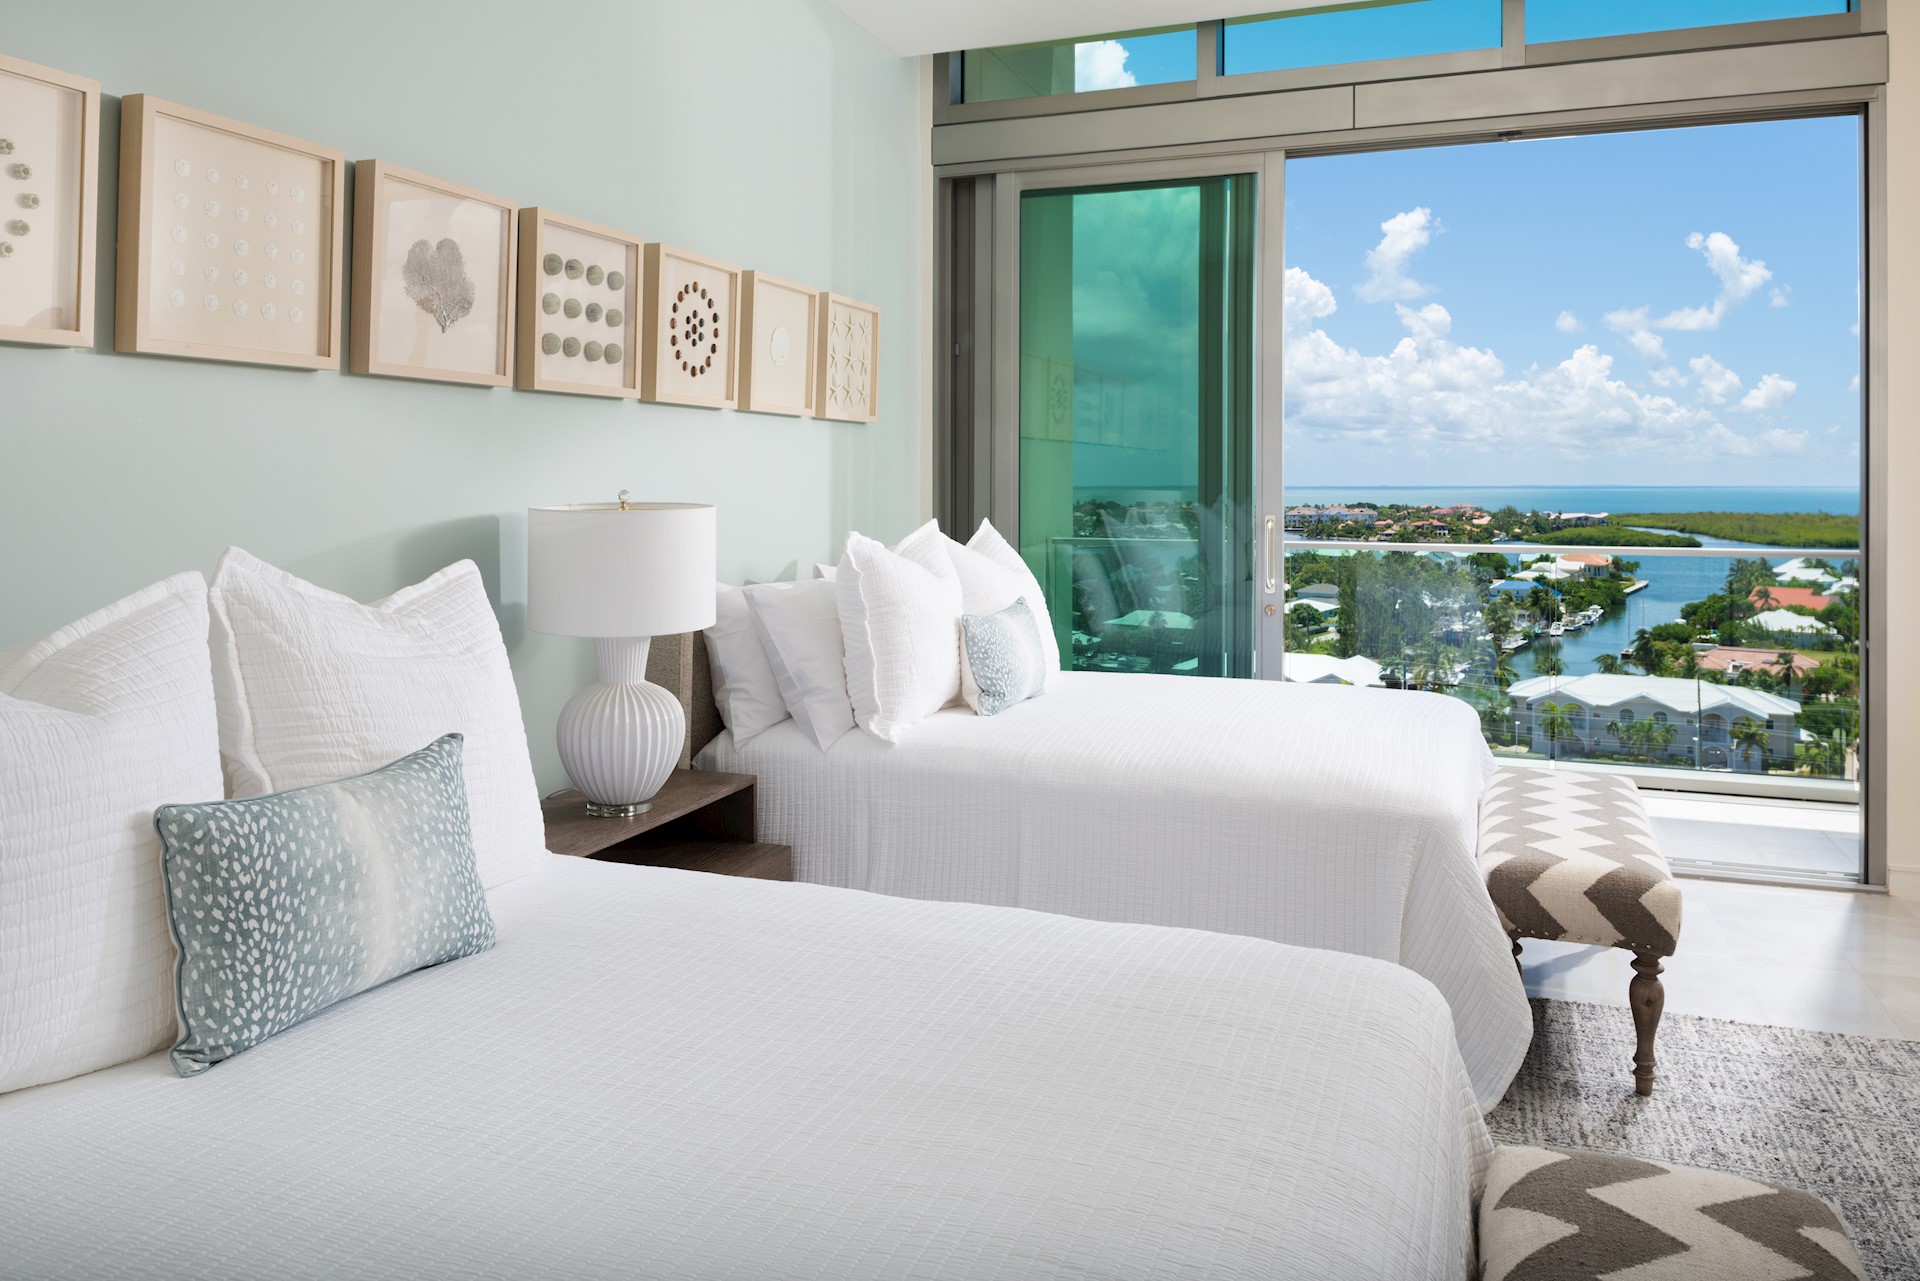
[1263,515,1277,595]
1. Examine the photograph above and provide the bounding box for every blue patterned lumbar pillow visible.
[155,733,496,1076]
[959,597,1049,717]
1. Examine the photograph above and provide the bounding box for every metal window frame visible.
[934,3,1882,127]
[934,30,1889,886]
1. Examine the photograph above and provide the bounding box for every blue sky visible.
[1281,118,1862,488]
[1076,1,1847,89]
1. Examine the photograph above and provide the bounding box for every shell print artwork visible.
[401,237,476,334]
[585,264,603,286]
[0,139,15,154]
[543,253,562,276]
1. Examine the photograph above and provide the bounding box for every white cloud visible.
[1625,328,1668,364]
[1356,207,1436,304]
[1282,265,1337,332]
[1687,231,1771,304]
[1770,287,1790,309]
[1604,230,1775,365]
[1073,40,1136,92]
[1280,266,1805,465]
[1737,372,1797,412]
[1555,310,1582,333]
[1689,354,1742,404]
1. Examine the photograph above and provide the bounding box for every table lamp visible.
[528,494,717,817]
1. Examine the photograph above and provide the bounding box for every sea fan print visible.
[402,237,475,333]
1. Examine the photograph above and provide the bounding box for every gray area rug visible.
[1489,999,1920,1281]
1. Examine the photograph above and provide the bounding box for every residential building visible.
[1507,673,1799,773]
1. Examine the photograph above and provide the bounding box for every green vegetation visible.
[1607,511,1860,548]
[1528,526,1698,548]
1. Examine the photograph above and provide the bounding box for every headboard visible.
[644,631,724,767]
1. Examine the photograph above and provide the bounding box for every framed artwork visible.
[816,293,880,423]
[736,270,818,417]
[641,243,739,410]
[0,55,100,348]
[515,208,641,399]
[114,95,343,368]
[351,161,516,387]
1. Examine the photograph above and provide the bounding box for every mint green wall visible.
[0,0,924,790]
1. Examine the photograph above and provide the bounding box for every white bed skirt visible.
[701,669,1532,1110]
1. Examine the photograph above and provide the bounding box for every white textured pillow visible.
[703,584,790,745]
[812,562,838,581]
[208,548,544,889]
[838,523,964,744]
[966,519,1061,672]
[746,579,855,752]
[1,573,222,1093]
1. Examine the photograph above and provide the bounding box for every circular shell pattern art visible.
[670,280,722,379]
[535,224,629,389]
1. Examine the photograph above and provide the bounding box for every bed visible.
[693,666,1531,1111]
[0,855,1490,1281]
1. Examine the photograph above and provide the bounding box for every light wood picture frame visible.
[0,54,100,348]
[515,208,642,399]
[737,270,819,417]
[816,292,880,423]
[641,243,740,410]
[114,94,343,368]
[351,160,516,387]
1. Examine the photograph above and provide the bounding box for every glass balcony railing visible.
[1280,539,1863,791]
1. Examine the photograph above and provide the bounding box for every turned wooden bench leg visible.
[1628,953,1666,1097]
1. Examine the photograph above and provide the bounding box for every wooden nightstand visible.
[542,770,793,881]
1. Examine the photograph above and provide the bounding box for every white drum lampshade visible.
[529,498,717,817]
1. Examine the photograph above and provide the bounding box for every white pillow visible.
[208,548,544,889]
[812,562,838,581]
[702,584,790,745]
[838,522,964,743]
[1,573,223,1093]
[965,519,1061,672]
[745,579,855,752]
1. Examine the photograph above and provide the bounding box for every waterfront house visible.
[1507,673,1799,772]
[1749,608,1838,638]
[1750,585,1833,612]
[1695,647,1822,682]
[1281,653,1386,687]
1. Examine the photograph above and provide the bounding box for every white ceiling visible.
[823,0,1337,58]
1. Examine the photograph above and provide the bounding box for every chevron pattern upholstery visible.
[1479,769,1681,956]
[1480,1145,1866,1281]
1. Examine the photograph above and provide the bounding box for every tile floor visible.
[1518,794,1920,1040]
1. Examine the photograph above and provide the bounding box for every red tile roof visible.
[1749,586,1832,612]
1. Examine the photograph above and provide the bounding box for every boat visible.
[1547,622,1564,637]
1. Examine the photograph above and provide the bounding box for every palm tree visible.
[1489,645,1519,693]
[1752,584,1778,611]
[1730,716,1770,771]
[1649,720,1679,762]
[1628,628,1659,675]
[1593,653,1624,675]
[1534,650,1566,678]
[1772,650,1798,695]
[1538,701,1575,761]
[1676,647,1703,681]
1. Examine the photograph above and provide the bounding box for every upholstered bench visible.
[1479,1145,1866,1281]
[1477,769,1682,1095]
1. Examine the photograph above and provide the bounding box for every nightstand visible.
[542,769,793,881]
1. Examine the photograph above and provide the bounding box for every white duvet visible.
[701,670,1530,1110]
[0,856,1489,1281]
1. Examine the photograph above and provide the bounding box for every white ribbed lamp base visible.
[556,636,684,817]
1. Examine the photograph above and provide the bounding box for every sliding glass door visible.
[1015,174,1256,677]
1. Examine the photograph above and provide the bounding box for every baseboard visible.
[1889,862,1920,900]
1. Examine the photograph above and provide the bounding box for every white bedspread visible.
[0,857,1489,1281]
[701,670,1530,1110]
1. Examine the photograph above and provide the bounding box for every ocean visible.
[1282,486,1859,675]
